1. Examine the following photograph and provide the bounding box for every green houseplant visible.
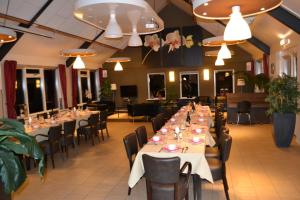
[265,74,300,147]
[99,79,112,101]
[254,73,270,93]
[0,119,45,200]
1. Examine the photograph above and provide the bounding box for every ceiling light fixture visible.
[202,36,245,47]
[192,0,282,19]
[218,43,231,59]
[60,49,96,69]
[74,0,164,36]
[105,12,123,38]
[105,57,131,72]
[224,6,252,41]
[0,0,17,43]
[128,27,143,47]
[114,62,123,71]
[73,56,85,69]
[205,50,235,57]
[215,56,225,66]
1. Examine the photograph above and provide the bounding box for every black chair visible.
[206,134,232,200]
[135,126,148,148]
[36,124,63,168]
[77,113,100,145]
[61,120,76,157]
[142,154,192,200]
[97,110,109,141]
[151,114,164,133]
[123,133,139,195]
[237,101,251,124]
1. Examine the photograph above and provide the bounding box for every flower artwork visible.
[141,25,203,66]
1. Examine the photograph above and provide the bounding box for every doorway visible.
[214,69,235,96]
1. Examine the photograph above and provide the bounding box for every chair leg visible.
[237,114,240,125]
[222,166,230,200]
[106,127,109,137]
[185,189,189,200]
[248,114,251,125]
[128,187,131,195]
[100,129,105,141]
[50,154,55,169]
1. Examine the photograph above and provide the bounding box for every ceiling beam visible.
[216,20,270,55]
[268,6,300,35]
[0,0,54,61]
[0,13,120,51]
[65,31,105,67]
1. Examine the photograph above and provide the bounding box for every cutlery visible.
[158,147,163,152]
[184,147,189,153]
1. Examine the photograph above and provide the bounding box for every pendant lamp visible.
[218,43,231,59]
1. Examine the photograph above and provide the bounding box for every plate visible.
[163,144,181,152]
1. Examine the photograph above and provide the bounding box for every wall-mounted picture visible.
[141,25,203,67]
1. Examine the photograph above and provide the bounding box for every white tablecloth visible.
[128,105,215,188]
[25,110,98,142]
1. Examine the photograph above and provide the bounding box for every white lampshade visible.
[169,71,175,82]
[111,83,117,90]
[128,28,142,47]
[237,78,245,86]
[105,12,123,38]
[218,43,231,59]
[114,62,123,71]
[215,57,224,66]
[224,6,252,41]
[73,56,85,69]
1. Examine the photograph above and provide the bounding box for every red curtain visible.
[71,67,78,107]
[4,60,17,119]
[263,54,269,77]
[58,64,67,108]
[98,68,104,87]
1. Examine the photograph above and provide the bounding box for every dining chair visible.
[61,120,76,157]
[142,154,192,200]
[77,113,100,145]
[151,114,164,133]
[36,124,63,168]
[97,110,109,141]
[123,132,139,195]
[206,133,232,200]
[135,126,148,148]
[236,101,252,125]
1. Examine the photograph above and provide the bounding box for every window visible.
[147,73,166,99]
[254,60,263,75]
[180,72,199,98]
[77,70,98,104]
[279,51,298,77]
[16,68,59,115]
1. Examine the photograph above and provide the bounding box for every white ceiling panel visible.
[283,0,300,17]
[0,0,48,21]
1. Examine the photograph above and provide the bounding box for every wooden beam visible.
[66,30,105,67]
[0,0,54,61]
[268,6,300,34]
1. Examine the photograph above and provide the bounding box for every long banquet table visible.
[25,110,98,142]
[128,105,215,200]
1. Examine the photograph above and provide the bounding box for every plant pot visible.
[0,181,11,200]
[273,113,296,147]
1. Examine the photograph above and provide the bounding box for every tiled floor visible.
[13,122,300,200]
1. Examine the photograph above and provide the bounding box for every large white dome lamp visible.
[224,6,252,41]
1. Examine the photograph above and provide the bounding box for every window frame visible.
[147,72,166,100]
[179,71,200,99]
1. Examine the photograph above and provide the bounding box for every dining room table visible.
[24,109,99,142]
[128,104,215,200]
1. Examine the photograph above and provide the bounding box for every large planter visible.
[273,113,296,147]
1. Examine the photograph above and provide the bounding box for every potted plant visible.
[0,119,45,200]
[265,74,300,147]
[254,73,269,93]
[99,79,112,101]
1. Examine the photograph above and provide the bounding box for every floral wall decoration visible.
[142,25,203,67]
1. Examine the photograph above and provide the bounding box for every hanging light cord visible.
[3,0,10,26]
